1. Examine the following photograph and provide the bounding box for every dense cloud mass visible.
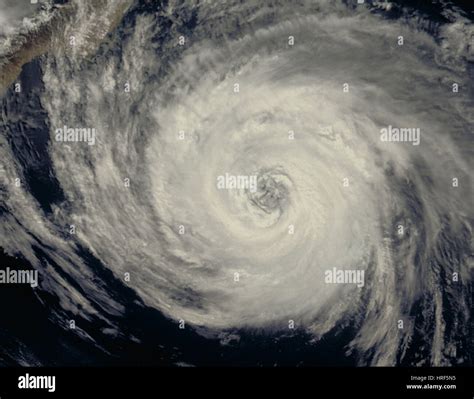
[0,0,473,366]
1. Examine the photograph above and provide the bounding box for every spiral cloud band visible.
[0,0,473,366]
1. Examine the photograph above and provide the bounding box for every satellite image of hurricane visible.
[0,0,473,369]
